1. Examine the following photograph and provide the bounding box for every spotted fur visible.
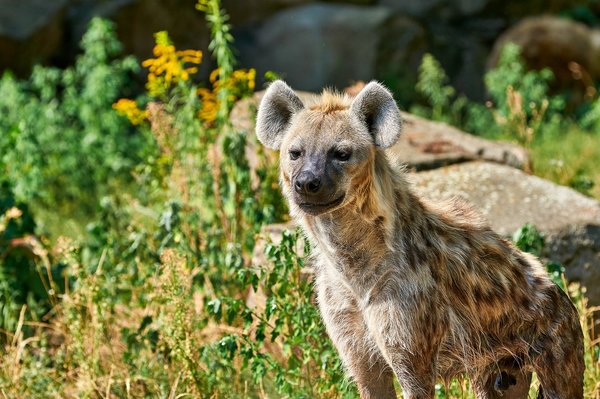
[256,80,584,399]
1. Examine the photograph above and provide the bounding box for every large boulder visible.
[378,0,490,19]
[379,0,579,20]
[411,161,600,235]
[412,161,600,305]
[224,0,377,27]
[488,16,600,104]
[0,0,68,76]
[545,224,600,304]
[231,90,530,171]
[223,0,312,26]
[390,113,529,171]
[66,0,213,77]
[234,3,427,92]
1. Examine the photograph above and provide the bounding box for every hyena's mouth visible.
[297,194,345,215]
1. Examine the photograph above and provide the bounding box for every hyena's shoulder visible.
[422,195,490,232]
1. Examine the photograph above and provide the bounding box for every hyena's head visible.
[255,80,402,217]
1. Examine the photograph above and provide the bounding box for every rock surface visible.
[231,90,531,171]
[379,0,489,19]
[391,113,530,171]
[2,0,593,103]
[2,0,597,103]
[545,225,600,308]
[0,0,68,75]
[74,0,213,77]
[411,162,600,235]
[223,0,313,26]
[234,4,427,92]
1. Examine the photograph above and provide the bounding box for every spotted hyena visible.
[255,80,584,399]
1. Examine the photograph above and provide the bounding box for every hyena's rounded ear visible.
[350,81,402,148]
[256,80,305,150]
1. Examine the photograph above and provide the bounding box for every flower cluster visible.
[142,31,203,97]
[112,98,148,125]
[113,30,255,126]
[197,68,256,124]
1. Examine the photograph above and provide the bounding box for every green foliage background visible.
[0,1,598,398]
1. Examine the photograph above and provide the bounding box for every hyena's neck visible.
[300,152,426,278]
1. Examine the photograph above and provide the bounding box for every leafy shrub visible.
[479,43,565,144]
[410,53,468,126]
[204,228,353,397]
[512,223,566,290]
[412,46,600,198]
[0,18,151,216]
[579,98,600,131]
[412,45,566,146]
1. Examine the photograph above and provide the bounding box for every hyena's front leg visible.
[364,292,444,399]
[471,360,531,399]
[530,286,584,399]
[316,276,396,399]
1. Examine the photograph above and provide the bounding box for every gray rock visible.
[231,90,530,171]
[544,225,600,310]
[0,0,67,39]
[224,0,377,27]
[426,23,491,101]
[235,3,427,92]
[379,0,489,19]
[378,0,443,17]
[223,0,312,26]
[411,162,600,235]
[66,0,213,79]
[0,0,68,75]
[390,112,530,171]
[379,0,577,20]
[412,161,600,305]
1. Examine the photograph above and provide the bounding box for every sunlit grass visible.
[530,127,600,199]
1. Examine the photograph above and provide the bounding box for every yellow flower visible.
[146,74,170,98]
[178,49,203,65]
[196,68,257,124]
[197,87,218,124]
[209,68,221,84]
[231,68,256,91]
[113,99,148,125]
[142,32,203,97]
[247,68,256,91]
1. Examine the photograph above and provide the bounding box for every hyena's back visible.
[388,196,585,397]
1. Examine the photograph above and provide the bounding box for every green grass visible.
[530,127,600,199]
[479,125,600,199]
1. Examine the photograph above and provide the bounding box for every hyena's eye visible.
[289,149,302,160]
[333,149,352,161]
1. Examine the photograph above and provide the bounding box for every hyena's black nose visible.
[295,171,322,194]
